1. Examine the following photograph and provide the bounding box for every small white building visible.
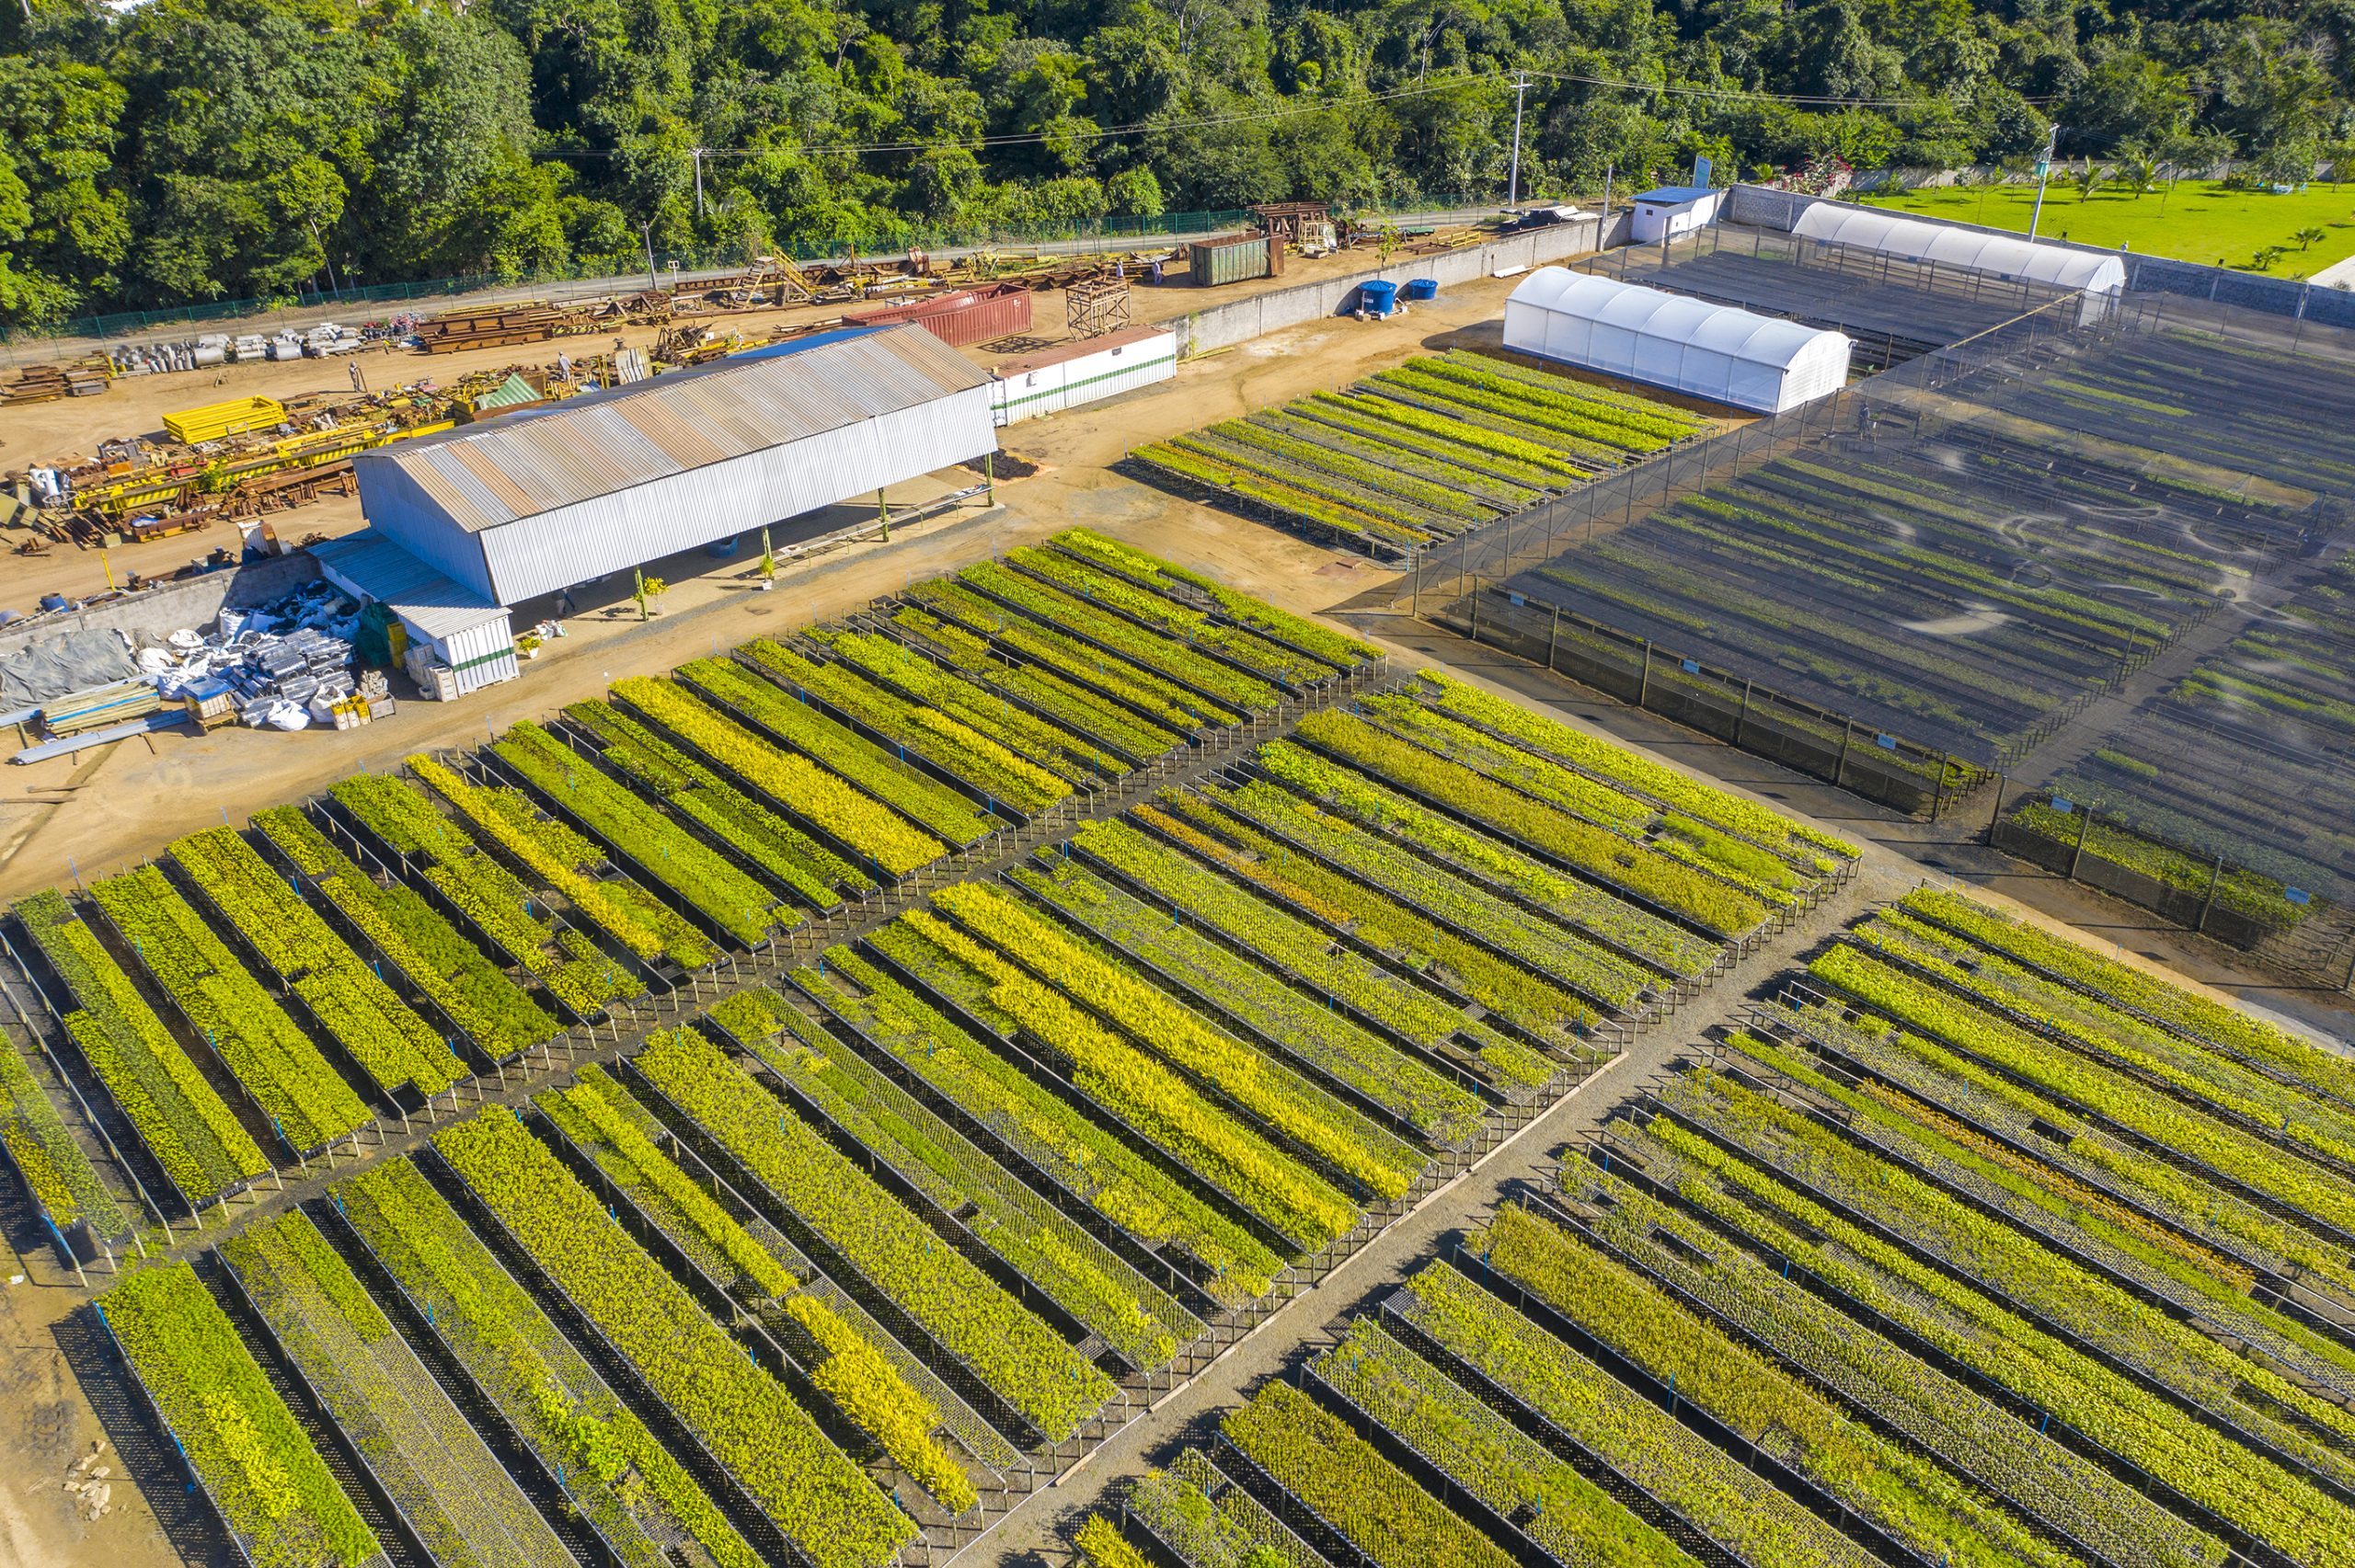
[989,326,1178,426]
[1502,268,1853,414]
[1630,184,1727,245]
[310,529,519,697]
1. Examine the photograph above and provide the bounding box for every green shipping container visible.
[1189,235,1272,287]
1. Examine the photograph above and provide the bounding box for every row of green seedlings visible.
[2003,793,2318,933]
[0,956,137,1257]
[1578,1074,2351,1566]
[1132,350,1707,555]
[14,532,1375,1224]
[1640,1054,2355,1508]
[1324,681,1852,921]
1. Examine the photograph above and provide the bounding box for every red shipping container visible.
[844,282,1033,348]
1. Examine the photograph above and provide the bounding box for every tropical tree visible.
[2293,225,2326,249]
[2072,164,2109,202]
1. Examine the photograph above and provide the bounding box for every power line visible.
[1523,67,2057,109]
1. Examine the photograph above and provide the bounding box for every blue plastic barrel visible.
[1403,278,1439,301]
[1360,280,1398,315]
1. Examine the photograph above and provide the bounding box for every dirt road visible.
[0,266,1541,904]
[0,225,1513,613]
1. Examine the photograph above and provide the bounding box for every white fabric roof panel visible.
[1788,205,2126,293]
[1501,268,1853,413]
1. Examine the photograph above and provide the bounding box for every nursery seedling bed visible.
[1600,243,2052,364]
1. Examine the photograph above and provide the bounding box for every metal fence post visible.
[1547,606,1561,672]
[2195,855,2224,933]
[1832,719,1855,788]
[2068,806,2094,880]
[1732,680,1752,747]
[1637,641,1653,708]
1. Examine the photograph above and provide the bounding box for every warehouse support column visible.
[984,451,996,506]
[877,488,891,542]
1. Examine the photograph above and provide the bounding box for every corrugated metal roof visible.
[730,326,881,361]
[360,324,990,533]
[308,529,511,638]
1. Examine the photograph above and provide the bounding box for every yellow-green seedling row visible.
[408,753,717,972]
[100,1260,382,1567]
[328,773,645,1021]
[631,1025,1118,1444]
[171,825,465,1098]
[788,945,1285,1310]
[714,987,1204,1374]
[254,807,561,1062]
[431,1105,916,1568]
[336,1156,767,1568]
[94,864,373,1156]
[535,1056,981,1511]
[14,886,265,1207]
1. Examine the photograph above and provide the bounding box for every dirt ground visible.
[0,231,1508,613]
[1,251,2349,1568]
[0,265,1541,903]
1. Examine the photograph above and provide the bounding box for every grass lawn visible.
[1863,179,2355,278]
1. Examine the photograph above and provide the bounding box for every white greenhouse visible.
[1501,269,1853,414]
[1789,204,2128,295]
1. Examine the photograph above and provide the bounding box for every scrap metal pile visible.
[144,580,368,732]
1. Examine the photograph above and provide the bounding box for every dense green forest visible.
[0,0,2346,328]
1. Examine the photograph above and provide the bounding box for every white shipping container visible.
[989,326,1178,427]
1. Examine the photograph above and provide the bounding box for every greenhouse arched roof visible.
[1501,269,1851,413]
[1789,204,2127,293]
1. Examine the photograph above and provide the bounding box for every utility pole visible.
[693,149,706,220]
[2027,122,2061,242]
[1505,71,1533,212]
[641,222,659,292]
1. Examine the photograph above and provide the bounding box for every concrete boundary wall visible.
[1150,212,1632,359]
[0,552,322,660]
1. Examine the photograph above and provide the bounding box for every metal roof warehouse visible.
[352,322,998,606]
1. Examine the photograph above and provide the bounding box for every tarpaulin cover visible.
[0,630,137,710]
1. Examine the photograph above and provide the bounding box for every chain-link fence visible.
[1404,240,2355,982]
